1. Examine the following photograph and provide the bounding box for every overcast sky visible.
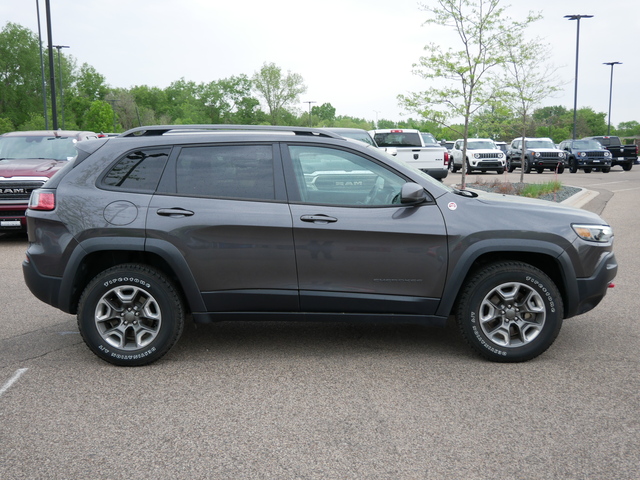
[2,0,638,126]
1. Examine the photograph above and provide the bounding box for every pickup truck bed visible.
[370,129,449,180]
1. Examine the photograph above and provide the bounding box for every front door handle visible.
[300,214,337,224]
[157,208,195,217]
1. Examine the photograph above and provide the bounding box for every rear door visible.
[147,142,299,312]
[282,143,448,316]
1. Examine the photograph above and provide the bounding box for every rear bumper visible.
[22,255,63,311]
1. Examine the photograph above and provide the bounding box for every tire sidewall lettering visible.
[103,277,151,289]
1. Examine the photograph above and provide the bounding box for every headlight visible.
[474,153,480,159]
[604,151,612,157]
[560,152,566,158]
[572,224,613,243]
[579,152,586,157]
[534,151,540,158]
[498,153,504,158]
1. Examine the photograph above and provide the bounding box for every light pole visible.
[35,0,48,129]
[565,14,593,140]
[44,0,58,129]
[603,62,622,135]
[304,101,316,127]
[52,45,70,129]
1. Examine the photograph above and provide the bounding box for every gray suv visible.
[23,125,617,366]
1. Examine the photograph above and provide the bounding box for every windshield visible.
[0,135,79,161]
[467,140,497,150]
[571,140,604,150]
[420,132,439,146]
[525,140,555,149]
[337,131,376,146]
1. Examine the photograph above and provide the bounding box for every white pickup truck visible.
[370,129,449,180]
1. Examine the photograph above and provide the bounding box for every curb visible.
[561,186,599,209]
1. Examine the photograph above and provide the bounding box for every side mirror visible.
[400,182,428,205]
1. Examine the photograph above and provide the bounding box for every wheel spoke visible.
[479,281,546,348]
[94,284,162,351]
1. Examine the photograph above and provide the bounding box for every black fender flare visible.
[436,238,579,319]
[58,237,206,314]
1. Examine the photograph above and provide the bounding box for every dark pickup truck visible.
[583,136,637,171]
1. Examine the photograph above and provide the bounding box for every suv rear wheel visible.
[77,264,185,366]
[456,261,563,362]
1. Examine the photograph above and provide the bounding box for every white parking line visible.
[612,187,640,193]
[0,368,28,398]
[587,181,629,186]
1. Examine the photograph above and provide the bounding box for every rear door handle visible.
[157,208,194,217]
[300,214,337,224]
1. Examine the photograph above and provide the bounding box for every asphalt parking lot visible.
[1,167,639,479]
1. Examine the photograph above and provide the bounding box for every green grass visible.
[520,181,562,198]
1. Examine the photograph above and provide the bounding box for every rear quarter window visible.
[101,148,170,192]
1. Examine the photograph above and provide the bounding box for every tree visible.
[0,23,43,129]
[398,0,540,187]
[501,38,562,182]
[252,62,306,125]
[312,103,336,124]
[83,100,115,133]
[616,121,640,137]
[75,63,109,101]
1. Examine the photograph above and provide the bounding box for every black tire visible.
[77,264,185,366]
[466,159,473,174]
[496,168,504,175]
[456,261,563,362]
[584,168,592,173]
[507,159,515,173]
[557,165,565,174]
[449,160,458,173]
[569,157,578,173]
[536,167,544,174]
[602,166,611,173]
[524,158,532,174]
[622,162,633,171]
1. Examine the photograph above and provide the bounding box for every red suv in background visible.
[0,130,97,231]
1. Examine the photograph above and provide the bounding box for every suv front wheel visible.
[456,261,563,362]
[77,264,185,366]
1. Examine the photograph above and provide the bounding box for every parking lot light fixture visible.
[565,14,593,140]
[603,62,622,135]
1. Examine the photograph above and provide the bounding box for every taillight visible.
[29,190,55,211]
[444,151,450,165]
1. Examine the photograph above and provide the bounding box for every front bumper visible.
[572,251,617,317]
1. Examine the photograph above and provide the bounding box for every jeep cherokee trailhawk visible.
[23,125,617,366]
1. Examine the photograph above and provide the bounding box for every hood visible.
[470,189,603,222]
[0,158,65,178]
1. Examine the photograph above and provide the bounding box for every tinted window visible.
[176,145,274,200]
[373,132,422,148]
[102,148,170,192]
[288,145,405,206]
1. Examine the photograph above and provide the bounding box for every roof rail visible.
[119,124,344,139]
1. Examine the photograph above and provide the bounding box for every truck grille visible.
[476,153,501,159]
[0,180,45,201]
[538,152,561,159]
[586,152,608,160]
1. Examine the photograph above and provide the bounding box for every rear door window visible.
[175,144,275,200]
